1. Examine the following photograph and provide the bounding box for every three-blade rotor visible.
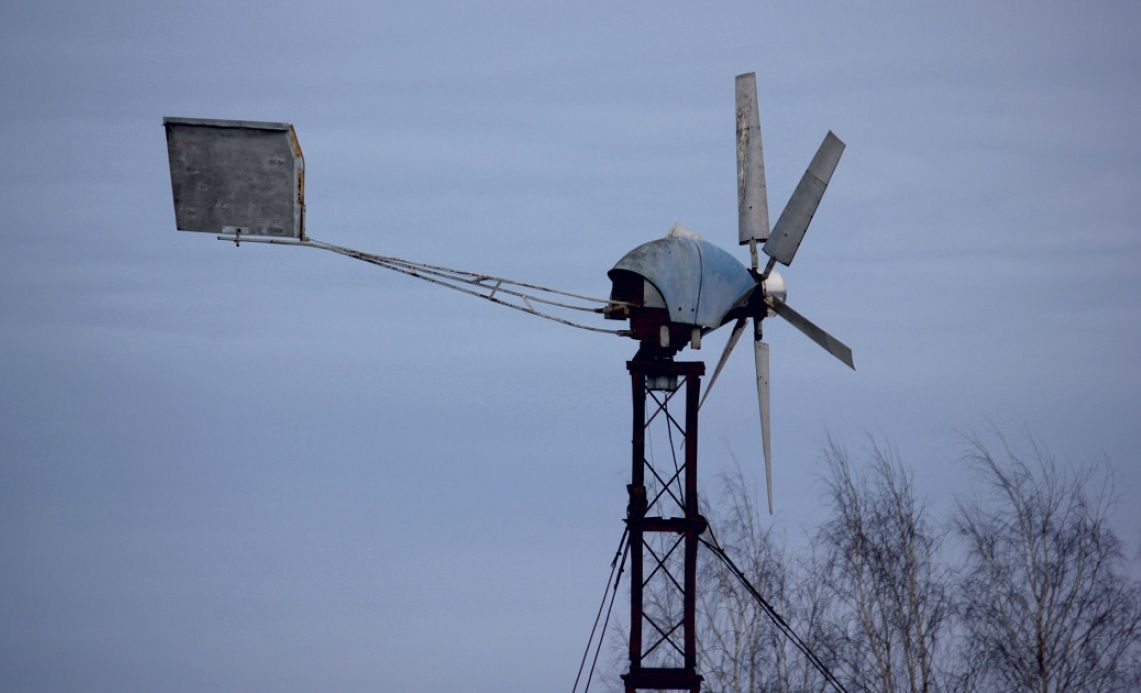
[705,72,854,514]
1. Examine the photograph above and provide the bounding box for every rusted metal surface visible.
[163,117,306,240]
[624,359,705,693]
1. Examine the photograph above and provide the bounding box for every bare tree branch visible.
[955,433,1141,692]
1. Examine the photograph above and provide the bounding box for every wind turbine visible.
[162,71,854,692]
[604,72,853,515]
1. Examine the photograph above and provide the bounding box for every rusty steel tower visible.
[622,359,705,692]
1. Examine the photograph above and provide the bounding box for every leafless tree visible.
[630,443,953,693]
[955,435,1141,692]
[600,435,1141,693]
[815,439,954,693]
[696,467,837,693]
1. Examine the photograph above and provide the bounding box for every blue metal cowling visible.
[609,232,756,330]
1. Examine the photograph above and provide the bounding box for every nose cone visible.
[761,268,786,318]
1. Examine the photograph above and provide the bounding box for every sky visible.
[2,1,1139,691]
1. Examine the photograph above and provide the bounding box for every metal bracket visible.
[222,226,249,247]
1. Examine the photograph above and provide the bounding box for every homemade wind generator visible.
[164,72,853,693]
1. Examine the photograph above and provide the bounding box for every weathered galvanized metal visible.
[766,295,854,369]
[753,338,772,513]
[765,130,845,266]
[736,72,770,247]
[608,225,756,330]
[163,117,306,240]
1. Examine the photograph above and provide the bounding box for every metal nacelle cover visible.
[163,117,306,240]
[609,232,756,329]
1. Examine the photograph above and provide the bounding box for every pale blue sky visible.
[2,2,1139,691]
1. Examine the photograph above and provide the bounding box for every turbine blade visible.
[753,327,773,514]
[764,131,845,266]
[699,318,747,409]
[766,297,855,369]
[736,72,770,250]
